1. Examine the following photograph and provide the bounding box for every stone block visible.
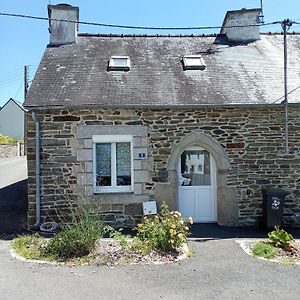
[154,183,177,211]
[77,125,148,138]
[133,137,141,147]
[134,183,143,195]
[133,148,148,160]
[133,159,142,170]
[124,203,143,216]
[217,186,238,226]
[85,161,93,172]
[134,170,149,183]
[77,149,92,161]
[77,173,93,185]
[84,139,93,149]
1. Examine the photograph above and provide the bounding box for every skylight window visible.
[108,56,130,71]
[182,55,206,71]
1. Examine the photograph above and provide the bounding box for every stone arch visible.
[161,131,238,225]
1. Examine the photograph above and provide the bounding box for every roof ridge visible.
[77,32,300,38]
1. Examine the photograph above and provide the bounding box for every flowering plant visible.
[136,202,193,252]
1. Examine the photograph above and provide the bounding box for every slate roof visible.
[24,33,300,108]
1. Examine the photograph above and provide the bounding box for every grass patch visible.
[252,242,278,259]
[12,235,53,261]
[279,258,296,265]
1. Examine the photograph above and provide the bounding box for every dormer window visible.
[108,56,130,71]
[182,55,206,71]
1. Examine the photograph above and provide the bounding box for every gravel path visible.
[1,238,300,300]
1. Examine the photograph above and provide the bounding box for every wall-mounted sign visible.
[143,201,157,215]
[138,152,147,159]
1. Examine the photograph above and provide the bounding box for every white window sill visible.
[94,186,133,194]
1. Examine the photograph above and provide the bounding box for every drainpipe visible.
[31,111,41,229]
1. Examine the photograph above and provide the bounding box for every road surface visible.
[0,157,27,189]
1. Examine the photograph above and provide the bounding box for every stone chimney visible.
[220,8,261,43]
[48,3,79,46]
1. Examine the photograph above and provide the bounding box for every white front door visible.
[178,147,216,222]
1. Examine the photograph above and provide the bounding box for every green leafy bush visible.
[136,202,192,252]
[0,134,16,144]
[268,226,294,250]
[42,204,105,260]
[252,242,278,259]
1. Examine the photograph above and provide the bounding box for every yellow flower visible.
[188,217,193,224]
[171,224,176,229]
[175,211,182,217]
[185,226,189,231]
[170,239,174,244]
[178,233,184,240]
[179,220,184,225]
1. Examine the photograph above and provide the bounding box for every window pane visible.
[116,142,131,186]
[112,58,128,66]
[96,143,111,187]
[180,150,211,186]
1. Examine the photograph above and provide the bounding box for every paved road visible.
[0,157,27,188]
[1,239,300,300]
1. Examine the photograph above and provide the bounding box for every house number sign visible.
[271,197,280,210]
[138,152,147,159]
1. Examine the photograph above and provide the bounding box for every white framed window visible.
[182,55,206,70]
[92,135,133,193]
[108,56,130,71]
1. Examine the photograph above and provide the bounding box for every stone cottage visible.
[24,4,300,228]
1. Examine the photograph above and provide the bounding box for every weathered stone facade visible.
[27,105,300,227]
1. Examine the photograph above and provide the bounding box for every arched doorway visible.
[163,131,238,225]
[178,146,216,222]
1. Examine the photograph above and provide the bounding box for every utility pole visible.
[24,65,29,99]
[24,65,29,156]
[282,19,293,154]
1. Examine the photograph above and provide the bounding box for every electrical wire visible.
[0,12,283,30]
[273,85,300,103]
[0,70,23,80]
[14,79,24,99]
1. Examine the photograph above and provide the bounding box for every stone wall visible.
[26,106,300,227]
[0,144,25,158]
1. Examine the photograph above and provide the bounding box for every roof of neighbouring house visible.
[0,98,27,112]
[24,33,300,108]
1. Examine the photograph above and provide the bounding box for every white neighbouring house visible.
[0,98,26,138]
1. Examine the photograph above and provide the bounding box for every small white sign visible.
[143,201,157,215]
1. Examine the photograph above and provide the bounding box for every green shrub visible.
[252,242,278,259]
[0,134,16,144]
[136,202,192,252]
[268,226,294,250]
[42,226,99,260]
[130,238,152,255]
[106,227,130,249]
[42,204,105,260]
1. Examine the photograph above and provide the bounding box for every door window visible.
[180,150,211,186]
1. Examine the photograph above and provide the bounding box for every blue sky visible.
[0,0,300,107]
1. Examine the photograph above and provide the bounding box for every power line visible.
[0,12,283,31]
[0,70,23,80]
[273,85,300,103]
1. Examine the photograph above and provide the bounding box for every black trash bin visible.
[262,187,288,230]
